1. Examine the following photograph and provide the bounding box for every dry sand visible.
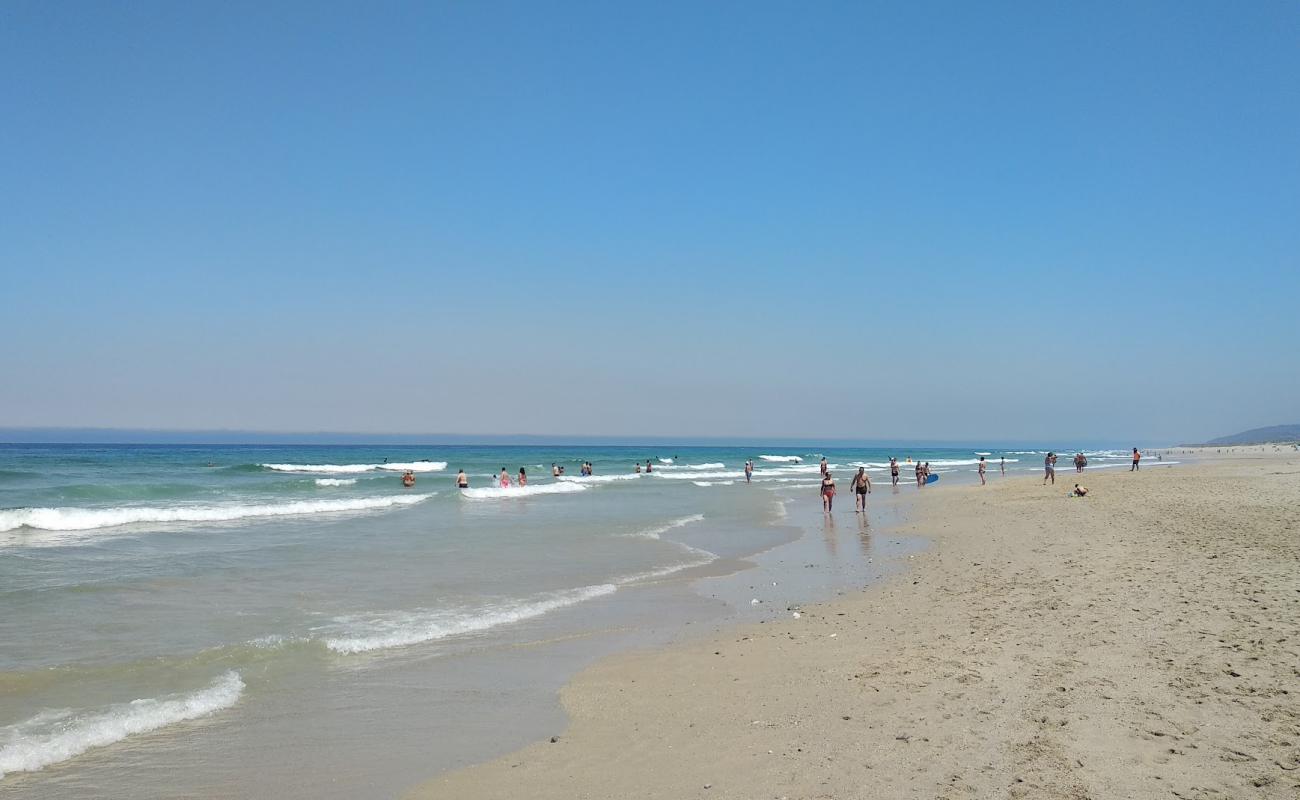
[409,455,1300,799]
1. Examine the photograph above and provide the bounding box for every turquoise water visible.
[0,442,1145,796]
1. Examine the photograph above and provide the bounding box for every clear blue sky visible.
[2,1,1296,443]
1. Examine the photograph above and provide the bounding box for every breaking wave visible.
[261,462,447,474]
[0,495,432,533]
[314,478,357,487]
[758,455,802,462]
[324,584,617,654]
[0,672,244,778]
[459,482,587,499]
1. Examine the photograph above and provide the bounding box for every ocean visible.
[0,442,1154,797]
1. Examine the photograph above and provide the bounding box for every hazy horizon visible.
[3,3,1297,444]
[0,424,1266,448]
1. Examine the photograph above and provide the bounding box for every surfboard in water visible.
[926,474,939,484]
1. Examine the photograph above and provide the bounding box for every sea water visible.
[0,443,1153,797]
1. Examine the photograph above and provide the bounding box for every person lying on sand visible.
[1072,484,1089,497]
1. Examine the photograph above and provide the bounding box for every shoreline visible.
[409,454,1300,799]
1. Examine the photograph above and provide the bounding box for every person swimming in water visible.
[456,469,469,489]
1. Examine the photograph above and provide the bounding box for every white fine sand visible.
[409,454,1300,799]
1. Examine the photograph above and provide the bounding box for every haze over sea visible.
[0,440,1167,797]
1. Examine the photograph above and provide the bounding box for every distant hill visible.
[1187,424,1300,446]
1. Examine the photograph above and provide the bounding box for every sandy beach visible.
[412,454,1300,799]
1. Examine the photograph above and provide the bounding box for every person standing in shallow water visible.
[499,468,511,488]
[517,467,527,486]
[744,460,753,483]
[889,457,899,487]
[978,456,986,485]
[456,469,469,489]
[1000,456,1005,475]
[820,471,836,512]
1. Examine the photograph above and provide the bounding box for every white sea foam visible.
[658,458,674,464]
[261,462,447,474]
[459,482,587,499]
[324,584,617,654]
[0,495,431,533]
[974,452,992,456]
[622,514,705,540]
[0,671,243,778]
[759,455,802,462]
[556,473,643,483]
[653,470,744,480]
[692,480,735,487]
[314,478,357,487]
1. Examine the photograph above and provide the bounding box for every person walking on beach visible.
[890,457,900,486]
[456,469,469,489]
[1131,448,1141,471]
[850,467,872,511]
[820,471,837,512]
[922,462,931,485]
[978,456,987,485]
[820,457,829,477]
[1000,456,1006,475]
[1043,452,1056,485]
[744,460,753,483]
[915,461,924,487]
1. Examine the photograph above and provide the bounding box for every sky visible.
[2,1,1297,444]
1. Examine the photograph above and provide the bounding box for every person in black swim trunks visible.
[889,457,899,487]
[456,469,469,489]
[850,467,872,511]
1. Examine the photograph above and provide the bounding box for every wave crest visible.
[459,482,587,499]
[324,584,617,654]
[261,462,447,474]
[0,495,431,533]
[0,672,243,778]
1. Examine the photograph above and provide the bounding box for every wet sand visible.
[409,454,1300,799]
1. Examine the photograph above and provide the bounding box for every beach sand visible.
[409,455,1300,799]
